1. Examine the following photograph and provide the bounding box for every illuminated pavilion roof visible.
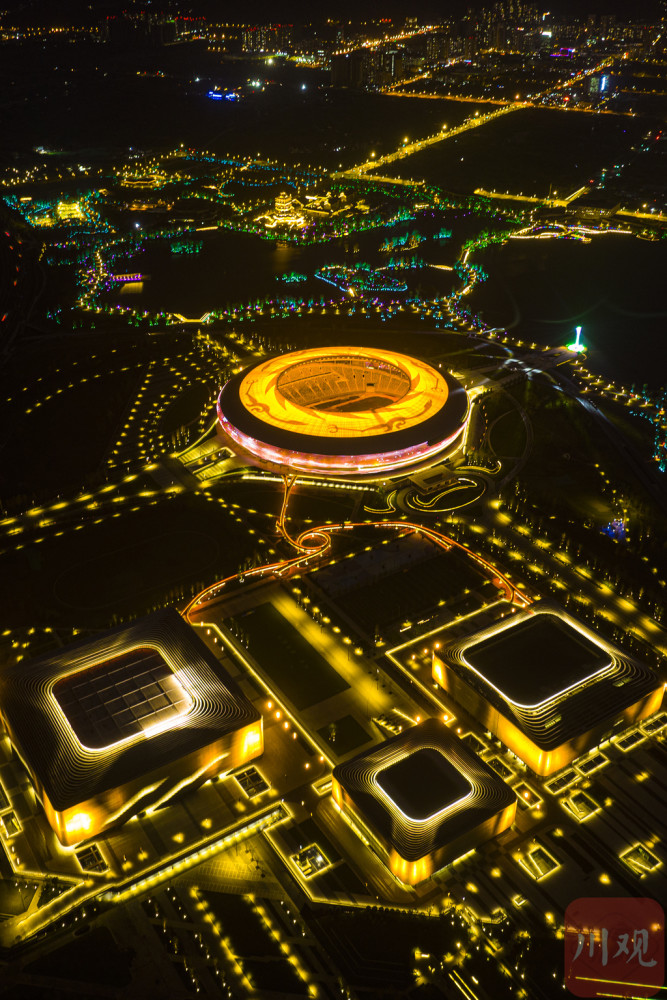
[332,718,515,865]
[0,608,260,815]
[216,346,469,478]
[439,605,661,752]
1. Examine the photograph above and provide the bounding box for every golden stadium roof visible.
[217,346,469,478]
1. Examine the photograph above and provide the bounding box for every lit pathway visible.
[334,102,523,180]
[477,507,667,662]
[473,184,587,206]
[335,55,615,182]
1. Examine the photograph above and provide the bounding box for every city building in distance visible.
[216,346,469,479]
[0,609,263,846]
[433,605,664,776]
[332,718,516,885]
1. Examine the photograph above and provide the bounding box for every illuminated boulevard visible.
[1,9,667,999]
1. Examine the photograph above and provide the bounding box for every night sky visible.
[2,0,664,23]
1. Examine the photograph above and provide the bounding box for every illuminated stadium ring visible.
[216,346,469,478]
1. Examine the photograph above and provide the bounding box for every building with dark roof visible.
[0,609,263,845]
[433,605,663,776]
[332,718,516,885]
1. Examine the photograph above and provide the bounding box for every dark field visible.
[317,714,373,757]
[201,890,308,995]
[241,602,350,710]
[383,107,648,198]
[0,879,36,917]
[0,36,493,171]
[25,926,133,987]
[468,231,667,388]
[0,332,197,500]
[0,493,252,627]
[0,367,142,498]
[313,537,487,634]
[489,407,527,458]
[222,480,358,524]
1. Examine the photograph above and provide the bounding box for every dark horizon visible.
[1,0,664,24]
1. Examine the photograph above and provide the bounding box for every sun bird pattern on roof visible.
[216,346,469,479]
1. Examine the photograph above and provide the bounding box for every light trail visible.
[184,477,530,624]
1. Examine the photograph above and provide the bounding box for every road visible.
[334,55,615,184]
[334,102,524,180]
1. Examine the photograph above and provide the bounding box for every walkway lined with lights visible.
[336,54,616,184]
[185,474,531,625]
[336,103,524,180]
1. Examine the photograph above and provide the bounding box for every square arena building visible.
[332,718,516,885]
[433,605,663,776]
[0,609,263,845]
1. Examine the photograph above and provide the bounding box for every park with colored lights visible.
[1,11,667,998]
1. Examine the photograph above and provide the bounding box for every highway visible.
[334,102,524,180]
[334,55,615,183]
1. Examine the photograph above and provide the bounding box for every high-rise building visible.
[382,48,404,82]
[331,49,366,88]
[426,30,451,63]
[242,23,293,54]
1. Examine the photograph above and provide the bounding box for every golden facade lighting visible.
[216,347,469,480]
[433,605,663,776]
[0,609,263,846]
[332,718,516,886]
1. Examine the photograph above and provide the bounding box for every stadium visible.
[0,609,263,846]
[433,605,664,776]
[216,346,469,479]
[332,718,516,885]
